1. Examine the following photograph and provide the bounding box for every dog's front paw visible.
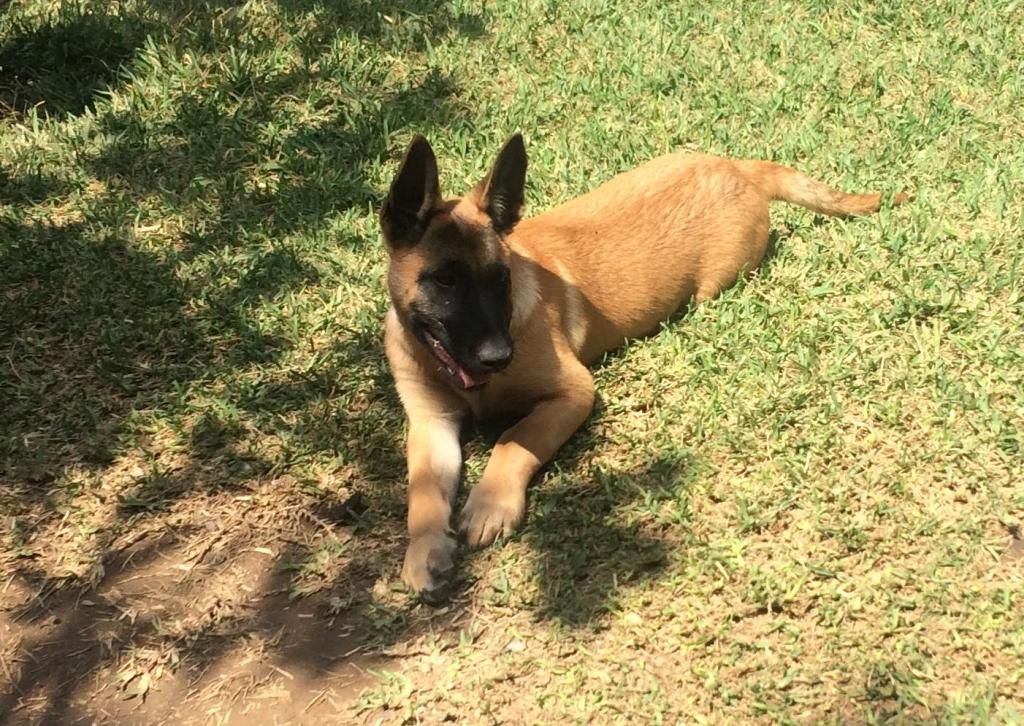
[401,532,457,604]
[458,481,526,549]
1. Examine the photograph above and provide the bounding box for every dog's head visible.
[380,134,527,390]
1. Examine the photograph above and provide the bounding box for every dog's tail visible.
[739,160,910,217]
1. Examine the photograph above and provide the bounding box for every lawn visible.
[1,0,1022,723]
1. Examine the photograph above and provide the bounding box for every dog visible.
[380,133,907,600]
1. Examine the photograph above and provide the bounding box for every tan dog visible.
[380,134,906,600]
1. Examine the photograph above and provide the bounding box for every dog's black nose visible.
[474,339,513,371]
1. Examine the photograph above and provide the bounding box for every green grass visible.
[2,0,1023,723]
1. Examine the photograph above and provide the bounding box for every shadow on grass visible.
[273,0,489,52]
[0,168,74,205]
[459,399,696,625]
[0,218,287,482]
[89,67,462,243]
[0,7,153,118]
[0,2,480,719]
[528,449,696,624]
[0,525,417,723]
[1,0,724,717]
[0,231,695,720]
[0,0,484,119]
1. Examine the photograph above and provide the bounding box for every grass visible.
[1,0,1022,723]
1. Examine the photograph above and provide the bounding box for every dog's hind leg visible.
[693,208,772,304]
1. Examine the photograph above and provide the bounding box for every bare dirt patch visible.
[0,480,412,725]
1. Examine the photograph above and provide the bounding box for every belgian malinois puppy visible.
[381,134,906,600]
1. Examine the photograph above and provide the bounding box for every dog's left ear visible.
[381,135,442,248]
[475,133,527,233]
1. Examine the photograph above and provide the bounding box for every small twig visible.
[0,650,22,695]
[267,664,294,681]
[303,687,329,713]
[105,529,154,561]
[178,528,234,583]
[6,353,26,384]
[187,533,223,568]
[13,581,60,623]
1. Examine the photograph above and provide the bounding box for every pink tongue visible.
[457,367,489,389]
[427,335,491,389]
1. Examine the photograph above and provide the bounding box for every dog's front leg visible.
[401,413,463,600]
[459,371,595,549]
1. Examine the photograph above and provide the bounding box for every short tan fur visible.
[380,135,907,599]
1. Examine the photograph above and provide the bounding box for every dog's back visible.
[510,152,907,363]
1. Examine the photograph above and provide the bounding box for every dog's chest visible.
[458,373,542,421]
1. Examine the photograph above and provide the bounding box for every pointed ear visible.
[380,135,442,247]
[475,133,527,233]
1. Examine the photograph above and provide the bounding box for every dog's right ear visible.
[380,135,441,248]
[474,133,527,234]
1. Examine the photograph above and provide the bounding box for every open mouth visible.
[422,331,490,391]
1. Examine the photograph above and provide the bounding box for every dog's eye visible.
[432,271,457,288]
